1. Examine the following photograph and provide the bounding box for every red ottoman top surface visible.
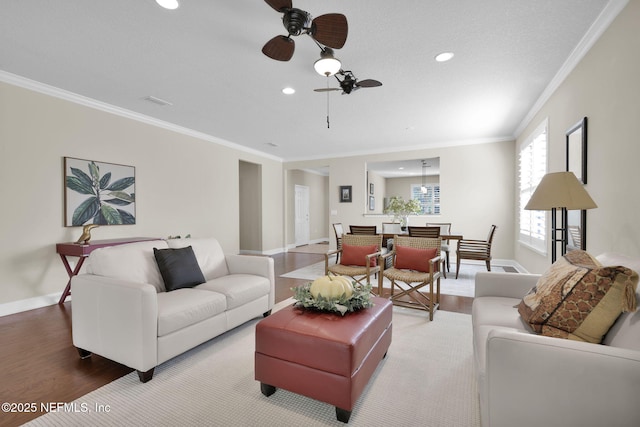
[256,297,392,377]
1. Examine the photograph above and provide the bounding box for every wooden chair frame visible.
[349,225,378,235]
[455,225,497,279]
[426,222,452,273]
[379,236,442,320]
[333,223,344,263]
[325,234,383,289]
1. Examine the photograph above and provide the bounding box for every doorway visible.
[239,161,262,253]
[294,185,310,247]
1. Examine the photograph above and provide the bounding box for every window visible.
[411,184,440,215]
[519,119,548,252]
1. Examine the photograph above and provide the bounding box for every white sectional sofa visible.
[71,237,274,382]
[472,252,640,427]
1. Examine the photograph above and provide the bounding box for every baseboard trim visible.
[0,292,66,318]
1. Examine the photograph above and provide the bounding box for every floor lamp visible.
[525,171,597,263]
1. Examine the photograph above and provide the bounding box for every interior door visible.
[294,185,310,247]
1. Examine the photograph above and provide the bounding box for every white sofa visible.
[472,253,640,427]
[71,237,274,382]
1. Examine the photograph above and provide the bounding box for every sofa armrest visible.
[225,254,275,307]
[474,272,540,299]
[71,274,158,372]
[485,329,640,427]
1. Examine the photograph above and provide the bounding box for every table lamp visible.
[525,171,597,262]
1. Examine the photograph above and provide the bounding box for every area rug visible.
[25,302,479,427]
[281,261,511,297]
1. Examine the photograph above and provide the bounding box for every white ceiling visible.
[1,0,616,162]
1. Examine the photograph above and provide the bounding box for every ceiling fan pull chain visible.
[326,77,330,128]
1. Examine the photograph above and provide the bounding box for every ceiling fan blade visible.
[262,35,295,61]
[314,88,341,92]
[264,0,292,12]
[311,14,348,49]
[356,79,382,88]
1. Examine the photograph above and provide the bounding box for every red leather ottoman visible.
[255,296,392,423]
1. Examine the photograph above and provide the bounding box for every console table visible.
[56,237,159,304]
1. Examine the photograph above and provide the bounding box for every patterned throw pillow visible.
[518,250,638,343]
[341,244,378,267]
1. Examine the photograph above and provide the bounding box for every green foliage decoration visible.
[292,281,374,315]
[66,161,136,226]
[384,196,422,218]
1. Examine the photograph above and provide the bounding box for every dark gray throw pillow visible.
[153,246,206,291]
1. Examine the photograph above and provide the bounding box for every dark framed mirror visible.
[565,117,588,252]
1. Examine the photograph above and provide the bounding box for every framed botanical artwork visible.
[339,185,352,203]
[64,157,136,226]
[566,117,587,184]
[369,196,375,211]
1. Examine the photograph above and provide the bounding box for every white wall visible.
[0,81,284,306]
[514,0,640,273]
[285,139,516,260]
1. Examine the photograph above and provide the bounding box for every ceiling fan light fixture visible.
[156,0,179,10]
[314,49,341,76]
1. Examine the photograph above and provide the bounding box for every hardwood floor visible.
[0,252,472,427]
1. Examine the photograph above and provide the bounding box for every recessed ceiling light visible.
[282,87,295,95]
[156,0,179,10]
[435,52,454,62]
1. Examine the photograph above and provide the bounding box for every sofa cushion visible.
[196,274,271,310]
[153,246,206,291]
[166,238,230,280]
[341,244,378,267]
[156,288,227,337]
[518,250,638,343]
[395,245,438,272]
[472,296,530,330]
[87,240,168,292]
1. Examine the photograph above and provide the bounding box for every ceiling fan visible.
[314,70,383,95]
[262,0,348,62]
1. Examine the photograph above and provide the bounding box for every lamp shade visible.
[314,49,341,76]
[525,171,597,210]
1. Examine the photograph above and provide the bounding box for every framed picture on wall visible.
[64,157,136,226]
[369,196,375,211]
[340,185,352,203]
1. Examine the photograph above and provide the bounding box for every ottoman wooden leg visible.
[260,382,276,397]
[336,407,352,423]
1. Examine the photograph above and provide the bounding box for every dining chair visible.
[382,222,403,234]
[333,223,344,263]
[426,222,452,274]
[325,234,383,289]
[408,226,446,277]
[407,226,440,238]
[379,236,442,320]
[455,225,497,279]
[349,225,378,235]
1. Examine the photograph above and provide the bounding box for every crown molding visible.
[514,0,629,138]
[0,70,283,163]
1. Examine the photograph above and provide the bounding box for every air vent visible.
[143,96,173,106]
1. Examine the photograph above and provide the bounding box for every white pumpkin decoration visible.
[310,275,354,300]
